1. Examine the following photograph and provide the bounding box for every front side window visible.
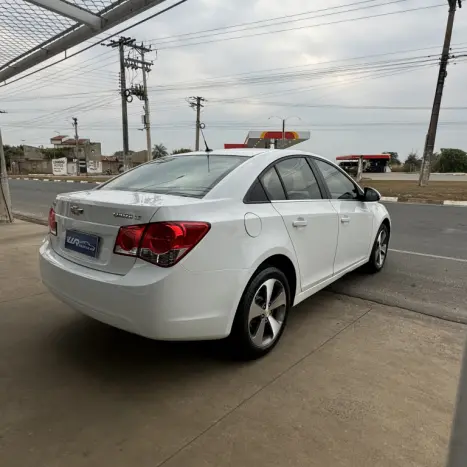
[314,159,360,200]
[276,158,322,200]
[100,154,247,198]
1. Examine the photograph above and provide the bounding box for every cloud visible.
[2,0,467,160]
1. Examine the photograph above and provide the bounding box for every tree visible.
[42,148,67,160]
[437,148,467,173]
[3,145,23,170]
[404,151,421,172]
[171,148,192,155]
[431,151,442,172]
[383,151,401,166]
[152,143,168,159]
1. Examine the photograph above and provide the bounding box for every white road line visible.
[444,200,467,207]
[389,248,467,263]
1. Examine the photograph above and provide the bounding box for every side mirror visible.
[363,187,381,202]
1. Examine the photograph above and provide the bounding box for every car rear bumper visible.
[39,237,247,340]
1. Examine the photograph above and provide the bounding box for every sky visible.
[1,0,467,161]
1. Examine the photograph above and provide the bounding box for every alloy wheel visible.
[248,278,287,348]
[375,228,389,268]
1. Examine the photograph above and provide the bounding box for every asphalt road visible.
[8,179,467,322]
[8,179,92,219]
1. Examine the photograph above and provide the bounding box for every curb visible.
[381,196,467,207]
[12,211,48,226]
[9,177,102,184]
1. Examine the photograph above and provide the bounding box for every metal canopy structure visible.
[245,130,311,149]
[0,0,169,83]
[224,130,311,150]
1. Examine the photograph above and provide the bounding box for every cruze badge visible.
[113,212,141,220]
[70,205,83,215]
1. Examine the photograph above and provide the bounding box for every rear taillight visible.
[114,221,210,267]
[48,208,57,235]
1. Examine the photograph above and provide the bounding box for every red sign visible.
[224,143,246,149]
[336,155,391,161]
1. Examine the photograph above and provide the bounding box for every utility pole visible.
[0,129,13,223]
[141,49,152,163]
[72,117,79,176]
[188,97,206,151]
[419,0,462,186]
[124,43,154,163]
[105,37,135,171]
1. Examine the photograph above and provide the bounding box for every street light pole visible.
[268,116,301,149]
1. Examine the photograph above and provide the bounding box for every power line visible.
[147,0,411,46]
[4,42,466,105]
[153,3,447,50]
[3,60,441,129]
[142,55,442,94]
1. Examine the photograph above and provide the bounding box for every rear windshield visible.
[100,154,247,198]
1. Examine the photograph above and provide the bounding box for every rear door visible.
[261,157,339,292]
[312,158,373,274]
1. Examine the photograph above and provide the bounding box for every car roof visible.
[186,148,327,160]
[186,148,268,158]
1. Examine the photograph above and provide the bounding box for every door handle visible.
[341,216,350,224]
[293,218,308,227]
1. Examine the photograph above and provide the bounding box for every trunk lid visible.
[51,189,199,275]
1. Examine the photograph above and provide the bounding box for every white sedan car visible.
[40,149,390,359]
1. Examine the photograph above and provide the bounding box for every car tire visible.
[366,223,390,273]
[226,266,291,360]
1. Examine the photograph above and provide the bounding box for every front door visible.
[313,158,373,274]
[261,157,339,291]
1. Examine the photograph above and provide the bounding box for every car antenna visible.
[199,123,212,171]
[199,123,212,153]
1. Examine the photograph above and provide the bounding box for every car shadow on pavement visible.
[50,313,240,378]
[45,289,354,386]
[43,288,365,396]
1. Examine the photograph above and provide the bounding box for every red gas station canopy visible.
[336,155,391,161]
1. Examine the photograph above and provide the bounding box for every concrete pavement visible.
[0,220,465,466]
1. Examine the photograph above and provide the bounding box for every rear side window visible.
[276,158,322,200]
[100,154,247,198]
[245,179,269,203]
[260,167,286,200]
